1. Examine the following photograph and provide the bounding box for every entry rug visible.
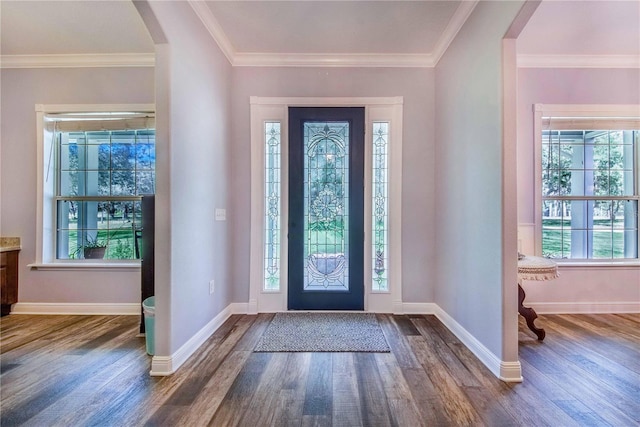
[254,312,390,352]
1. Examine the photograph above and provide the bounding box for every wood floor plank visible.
[2,316,141,406]
[376,314,421,369]
[544,316,640,388]
[521,340,638,423]
[390,314,420,336]
[331,353,363,427]
[399,366,451,426]
[0,315,90,353]
[237,352,291,426]
[2,313,639,427]
[375,353,422,427]
[175,350,253,427]
[564,313,640,355]
[157,315,256,407]
[411,317,481,388]
[136,315,262,426]
[354,352,394,426]
[303,352,333,417]
[272,352,311,427]
[407,334,481,426]
[414,318,520,426]
[1,327,141,425]
[208,351,272,426]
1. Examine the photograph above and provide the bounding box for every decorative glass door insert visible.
[264,122,281,290]
[303,122,350,291]
[372,122,389,291]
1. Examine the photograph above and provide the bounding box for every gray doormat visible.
[254,312,390,352]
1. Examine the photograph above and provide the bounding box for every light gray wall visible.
[434,0,525,358]
[229,67,436,304]
[517,67,640,309]
[0,67,154,304]
[146,1,233,355]
[518,68,640,224]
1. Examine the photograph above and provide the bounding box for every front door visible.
[288,107,365,310]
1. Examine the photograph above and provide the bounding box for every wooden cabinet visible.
[1,250,19,316]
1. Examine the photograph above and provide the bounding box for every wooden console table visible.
[517,255,558,340]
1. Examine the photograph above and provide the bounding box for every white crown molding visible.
[190,0,475,68]
[431,0,479,66]
[0,53,155,69]
[188,0,236,65]
[234,52,434,68]
[518,54,640,69]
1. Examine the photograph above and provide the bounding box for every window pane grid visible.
[56,128,155,260]
[372,122,389,291]
[264,122,281,291]
[542,129,638,259]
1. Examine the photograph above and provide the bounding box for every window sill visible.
[28,261,141,271]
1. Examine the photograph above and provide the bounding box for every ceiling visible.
[1,0,638,68]
[0,0,153,55]
[205,1,461,55]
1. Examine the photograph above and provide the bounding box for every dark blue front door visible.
[288,107,365,310]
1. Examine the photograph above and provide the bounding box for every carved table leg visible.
[518,283,545,341]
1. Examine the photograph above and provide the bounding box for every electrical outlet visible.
[209,280,215,294]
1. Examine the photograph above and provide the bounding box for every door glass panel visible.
[303,122,349,291]
[264,122,281,291]
[372,122,389,291]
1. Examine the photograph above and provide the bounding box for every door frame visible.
[249,97,403,313]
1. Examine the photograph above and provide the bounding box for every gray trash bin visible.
[142,296,155,355]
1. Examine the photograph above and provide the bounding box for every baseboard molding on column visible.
[434,305,522,383]
[150,302,249,376]
[11,302,140,315]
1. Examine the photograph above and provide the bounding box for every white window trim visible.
[533,104,640,265]
[249,97,403,313]
[33,103,154,269]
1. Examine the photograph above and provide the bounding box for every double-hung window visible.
[38,106,155,262]
[535,105,640,260]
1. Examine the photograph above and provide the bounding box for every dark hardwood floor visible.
[1,312,638,426]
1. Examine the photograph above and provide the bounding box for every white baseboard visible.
[433,305,523,383]
[530,301,640,314]
[401,302,438,314]
[11,302,140,315]
[149,302,248,376]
